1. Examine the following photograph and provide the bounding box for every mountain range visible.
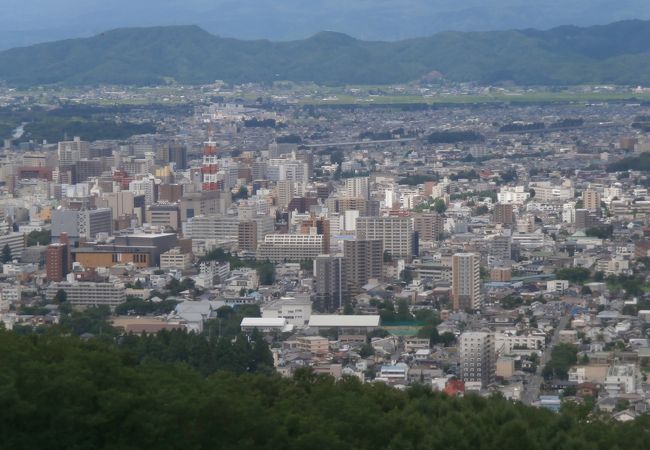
[2,0,650,48]
[0,20,649,86]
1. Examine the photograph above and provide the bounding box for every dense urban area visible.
[3,79,650,445]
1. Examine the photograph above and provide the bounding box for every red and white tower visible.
[202,127,219,191]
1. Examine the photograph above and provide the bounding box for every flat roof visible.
[241,317,287,327]
[308,314,380,328]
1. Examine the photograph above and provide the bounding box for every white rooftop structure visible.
[308,314,381,328]
[240,317,294,333]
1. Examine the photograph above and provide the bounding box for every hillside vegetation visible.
[1,20,650,86]
[2,330,650,449]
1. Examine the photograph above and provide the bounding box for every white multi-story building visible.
[529,181,574,202]
[547,280,569,293]
[356,216,413,259]
[596,258,630,276]
[262,295,312,327]
[185,214,273,243]
[46,281,126,307]
[495,332,546,354]
[562,202,576,224]
[257,234,325,262]
[497,186,530,204]
[460,332,496,388]
[160,247,192,270]
[605,364,639,396]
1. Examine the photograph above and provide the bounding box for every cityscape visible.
[3,2,650,449]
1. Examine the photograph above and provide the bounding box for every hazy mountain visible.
[1,0,649,49]
[0,20,649,86]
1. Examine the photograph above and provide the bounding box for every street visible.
[521,308,572,405]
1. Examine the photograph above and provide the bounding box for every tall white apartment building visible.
[460,332,496,388]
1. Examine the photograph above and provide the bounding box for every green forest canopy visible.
[3,330,650,449]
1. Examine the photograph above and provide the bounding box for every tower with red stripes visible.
[202,127,219,191]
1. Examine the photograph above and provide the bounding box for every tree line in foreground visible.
[2,330,650,450]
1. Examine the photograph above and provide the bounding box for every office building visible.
[160,247,192,270]
[147,203,181,231]
[452,253,481,311]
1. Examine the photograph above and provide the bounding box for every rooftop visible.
[308,314,380,328]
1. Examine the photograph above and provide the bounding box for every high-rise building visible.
[356,216,413,259]
[58,137,89,165]
[413,212,444,241]
[52,208,112,243]
[168,143,188,170]
[582,189,601,212]
[276,180,296,209]
[75,159,102,183]
[492,203,514,226]
[159,184,183,203]
[452,253,481,311]
[345,176,370,200]
[343,239,383,296]
[46,233,70,282]
[460,332,496,388]
[314,254,345,312]
[238,220,258,252]
[575,209,600,231]
[299,216,330,250]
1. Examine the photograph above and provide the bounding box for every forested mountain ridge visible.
[1,20,650,86]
